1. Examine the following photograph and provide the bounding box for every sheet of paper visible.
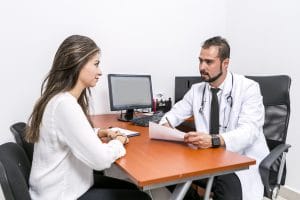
[149,122,185,141]
[109,127,140,137]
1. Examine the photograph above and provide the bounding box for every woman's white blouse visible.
[29,92,126,200]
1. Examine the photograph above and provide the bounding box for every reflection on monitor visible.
[108,74,153,121]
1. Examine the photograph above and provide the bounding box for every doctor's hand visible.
[184,131,212,149]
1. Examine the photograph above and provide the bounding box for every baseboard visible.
[279,186,300,200]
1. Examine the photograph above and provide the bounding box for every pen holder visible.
[152,98,172,113]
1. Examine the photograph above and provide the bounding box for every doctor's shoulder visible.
[241,75,261,91]
[235,75,262,100]
[186,82,206,98]
[178,82,205,105]
[190,82,205,92]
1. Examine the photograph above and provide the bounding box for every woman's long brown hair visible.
[26,35,100,143]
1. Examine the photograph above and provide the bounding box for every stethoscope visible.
[199,73,234,131]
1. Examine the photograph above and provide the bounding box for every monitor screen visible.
[108,74,153,121]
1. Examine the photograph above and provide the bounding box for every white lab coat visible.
[161,72,269,200]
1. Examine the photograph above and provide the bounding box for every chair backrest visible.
[246,75,291,189]
[246,75,291,149]
[174,76,202,103]
[0,142,31,200]
[10,122,34,162]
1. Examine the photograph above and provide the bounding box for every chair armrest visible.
[259,143,291,194]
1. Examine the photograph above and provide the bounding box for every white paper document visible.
[149,122,185,141]
[109,127,140,137]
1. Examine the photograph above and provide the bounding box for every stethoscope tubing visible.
[199,73,234,131]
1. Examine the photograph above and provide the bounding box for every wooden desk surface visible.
[90,114,256,188]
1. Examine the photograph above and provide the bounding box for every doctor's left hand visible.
[184,132,212,149]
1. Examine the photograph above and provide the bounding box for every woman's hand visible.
[97,129,116,143]
[98,129,129,145]
[107,131,129,145]
[115,134,129,145]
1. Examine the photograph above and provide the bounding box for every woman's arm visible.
[54,98,126,171]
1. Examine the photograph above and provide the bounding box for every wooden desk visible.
[91,114,256,200]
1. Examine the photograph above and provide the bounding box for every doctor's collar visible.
[207,72,232,93]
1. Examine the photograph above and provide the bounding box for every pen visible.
[165,117,174,129]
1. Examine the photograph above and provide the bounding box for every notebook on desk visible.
[109,127,140,137]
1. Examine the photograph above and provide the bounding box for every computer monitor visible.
[108,74,153,121]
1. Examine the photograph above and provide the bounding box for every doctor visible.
[161,36,269,200]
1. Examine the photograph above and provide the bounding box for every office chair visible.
[10,122,106,177]
[174,76,200,132]
[0,142,31,200]
[246,75,291,200]
[174,75,291,199]
[10,122,34,162]
[174,76,202,103]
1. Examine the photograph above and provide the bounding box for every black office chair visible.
[175,75,291,199]
[10,122,107,178]
[0,142,31,200]
[247,75,291,200]
[10,122,34,162]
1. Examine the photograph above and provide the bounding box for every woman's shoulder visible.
[47,92,77,111]
[56,92,76,101]
[51,92,75,103]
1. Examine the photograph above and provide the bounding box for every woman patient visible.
[26,35,150,200]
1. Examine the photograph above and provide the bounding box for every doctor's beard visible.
[201,66,223,83]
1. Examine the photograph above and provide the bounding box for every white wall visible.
[226,0,300,193]
[0,0,299,195]
[0,0,227,143]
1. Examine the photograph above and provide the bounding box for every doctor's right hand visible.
[184,131,212,149]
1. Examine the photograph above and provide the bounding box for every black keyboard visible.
[131,112,164,127]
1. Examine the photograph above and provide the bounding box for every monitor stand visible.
[118,109,134,122]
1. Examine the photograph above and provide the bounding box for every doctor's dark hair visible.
[202,36,230,62]
[26,35,100,143]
